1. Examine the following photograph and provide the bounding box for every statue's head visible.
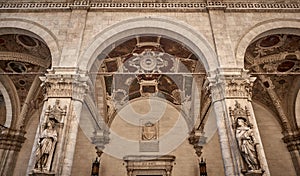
[236,117,247,127]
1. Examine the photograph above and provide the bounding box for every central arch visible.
[79,16,218,73]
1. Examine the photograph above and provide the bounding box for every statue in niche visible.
[47,99,67,123]
[142,122,157,140]
[235,117,260,171]
[34,118,58,171]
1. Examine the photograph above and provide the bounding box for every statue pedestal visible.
[29,169,55,176]
[244,169,263,176]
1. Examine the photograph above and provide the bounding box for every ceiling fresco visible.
[0,34,51,127]
[245,34,300,129]
[96,35,207,124]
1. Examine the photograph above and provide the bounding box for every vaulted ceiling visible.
[0,33,51,128]
[245,34,300,131]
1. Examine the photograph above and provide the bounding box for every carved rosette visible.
[208,74,256,102]
[40,73,89,102]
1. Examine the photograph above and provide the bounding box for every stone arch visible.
[0,81,12,128]
[79,16,218,74]
[0,18,60,66]
[295,89,300,128]
[0,74,20,129]
[235,19,300,67]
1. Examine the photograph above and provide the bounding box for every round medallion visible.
[140,56,157,71]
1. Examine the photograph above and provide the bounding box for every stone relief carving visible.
[32,100,67,174]
[229,101,262,175]
[208,71,256,103]
[41,73,89,101]
[142,121,157,141]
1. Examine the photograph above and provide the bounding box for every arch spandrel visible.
[79,16,218,74]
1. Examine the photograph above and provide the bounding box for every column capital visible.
[207,68,256,102]
[0,128,26,151]
[40,67,89,102]
[282,130,300,152]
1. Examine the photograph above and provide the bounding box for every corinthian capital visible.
[208,69,256,102]
[40,67,89,102]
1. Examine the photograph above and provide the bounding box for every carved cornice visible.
[0,128,26,151]
[208,73,256,102]
[0,1,299,12]
[40,70,89,101]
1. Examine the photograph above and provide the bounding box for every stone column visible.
[282,130,300,175]
[0,128,26,176]
[208,68,270,176]
[27,67,88,176]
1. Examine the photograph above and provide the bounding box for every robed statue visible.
[35,118,58,171]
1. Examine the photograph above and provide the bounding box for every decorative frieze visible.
[0,1,299,12]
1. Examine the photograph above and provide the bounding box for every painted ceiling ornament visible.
[229,101,263,175]
[127,49,168,73]
[254,34,286,56]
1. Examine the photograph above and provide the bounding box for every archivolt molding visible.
[236,19,300,67]
[0,82,12,128]
[0,52,50,68]
[79,16,217,74]
[0,70,20,129]
[0,18,60,66]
